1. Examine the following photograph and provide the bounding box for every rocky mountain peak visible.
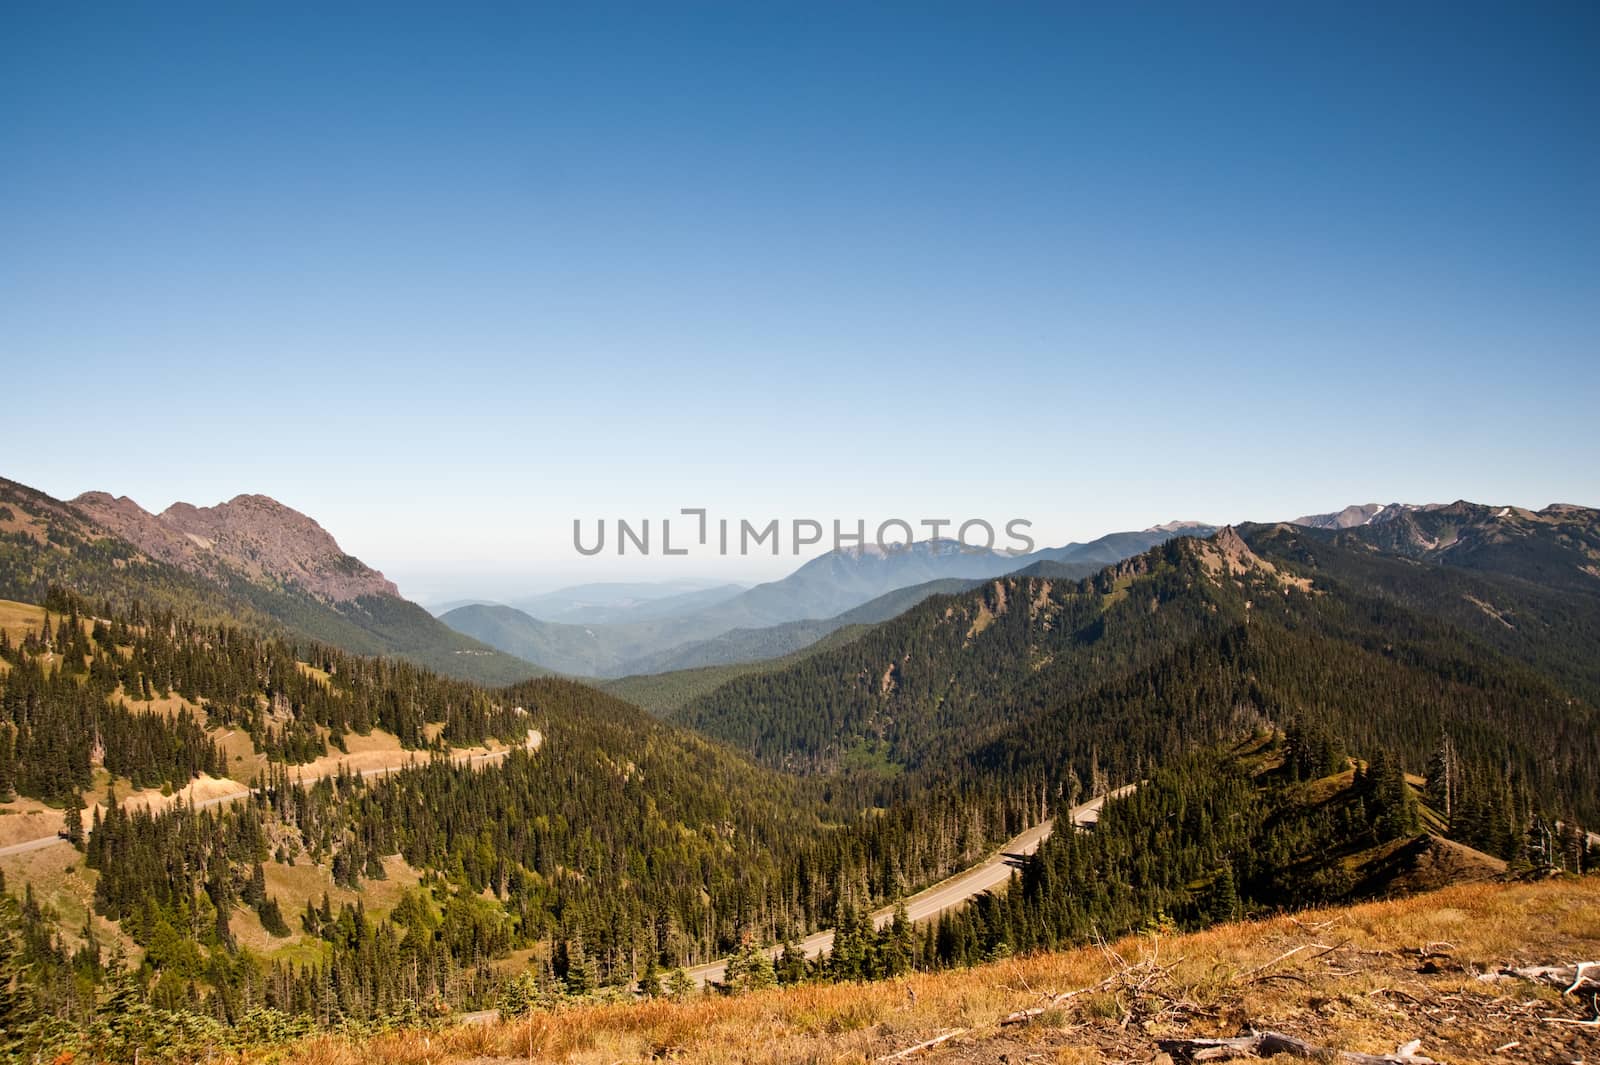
[71,490,397,603]
[1186,526,1313,594]
[1290,503,1404,529]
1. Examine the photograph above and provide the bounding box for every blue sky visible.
[3,2,1596,597]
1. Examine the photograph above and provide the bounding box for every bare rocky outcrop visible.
[1191,526,1314,593]
[71,490,397,603]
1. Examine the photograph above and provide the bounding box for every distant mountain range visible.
[440,524,1219,676]
[0,476,543,685]
[0,472,1222,684]
[511,581,748,625]
[1291,502,1401,529]
[608,577,983,677]
[428,580,747,625]
[1290,499,1600,549]
[1289,499,1600,597]
[16,472,1590,691]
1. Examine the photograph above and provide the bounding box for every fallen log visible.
[1481,962,1600,994]
[998,1005,1050,1026]
[999,986,1100,1025]
[1238,943,1335,983]
[878,1028,967,1061]
[999,948,1183,1026]
[1158,1030,1436,1064]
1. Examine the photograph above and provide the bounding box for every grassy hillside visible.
[276,876,1600,1063]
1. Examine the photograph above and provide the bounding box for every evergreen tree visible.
[259,897,291,938]
[496,969,544,1017]
[1364,751,1418,842]
[663,967,696,1000]
[0,724,15,800]
[882,902,915,977]
[1203,864,1240,924]
[725,937,776,994]
[775,938,808,985]
[562,939,598,997]
[63,792,84,848]
[638,955,663,998]
[827,900,869,982]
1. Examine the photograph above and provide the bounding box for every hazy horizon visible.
[5,470,1594,601]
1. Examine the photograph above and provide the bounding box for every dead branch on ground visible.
[878,1028,968,1061]
[1159,1030,1438,1064]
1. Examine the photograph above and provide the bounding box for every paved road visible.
[686,783,1138,987]
[0,834,69,859]
[0,730,542,859]
[453,784,1140,1025]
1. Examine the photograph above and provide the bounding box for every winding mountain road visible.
[453,783,1138,1024]
[686,783,1137,987]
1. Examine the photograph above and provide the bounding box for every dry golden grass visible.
[1296,766,1358,805]
[0,596,103,642]
[0,507,47,542]
[269,854,422,916]
[95,772,249,819]
[297,661,333,686]
[221,854,429,963]
[0,598,104,677]
[0,841,140,959]
[216,725,267,781]
[0,794,66,848]
[0,598,48,641]
[269,878,1600,1065]
[114,684,211,720]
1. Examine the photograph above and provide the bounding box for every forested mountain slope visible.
[0,476,541,685]
[676,525,1600,829]
[1239,519,1600,703]
[0,591,1053,1039]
